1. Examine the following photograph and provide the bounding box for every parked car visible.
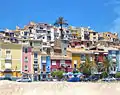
[82,77,90,82]
[16,77,32,82]
[3,77,12,81]
[82,75,99,82]
[89,76,99,81]
[67,77,80,82]
[102,77,116,82]
[116,78,120,81]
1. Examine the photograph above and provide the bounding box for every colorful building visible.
[31,48,41,81]
[51,55,72,72]
[67,48,94,69]
[0,41,22,78]
[108,48,120,74]
[40,55,51,80]
[22,46,32,77]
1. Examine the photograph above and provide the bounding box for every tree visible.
[103,56,110,73]
[54,17,68,39]
[51,70,64,81]
[79,55,92,76]
[101,71,108,78]
[115,72,120,78]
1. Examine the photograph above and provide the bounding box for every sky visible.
[0,0,120,34]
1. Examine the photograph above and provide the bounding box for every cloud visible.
[106,0,120,36]
[105,0,120,6]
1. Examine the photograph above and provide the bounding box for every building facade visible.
[0,42,22,78]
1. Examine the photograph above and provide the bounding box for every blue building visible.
[41,55,51,80]
[108,49,120,74]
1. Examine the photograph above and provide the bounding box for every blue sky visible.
[0,0,119,33]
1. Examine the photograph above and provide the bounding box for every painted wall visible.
[22,47,32,74]
[0,43,22,71]
[51,59,72,72]
[31,52,41,74]
[72,54,80,68]
[46,56,51,73]
[117,51,120,71]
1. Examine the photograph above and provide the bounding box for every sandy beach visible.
[0,80,120,95]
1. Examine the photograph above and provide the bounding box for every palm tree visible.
[103,56,110,73]
[79,55,92,76]
[54,17,68,39]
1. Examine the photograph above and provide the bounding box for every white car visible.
[16,77,32,82]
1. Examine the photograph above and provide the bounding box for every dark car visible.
[3,77,12,81]
[67,77,80,82]
[89,76,99,81]
[116,78,120,81]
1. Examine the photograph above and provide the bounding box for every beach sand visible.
[0,80,120,95]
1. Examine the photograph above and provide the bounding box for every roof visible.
[51,55,72,60]
[67,48,92,54]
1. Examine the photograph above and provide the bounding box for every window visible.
[34,53,38,58]
[74,60,77,64]
[93,37,96,39]
[24,57,28,63]
[43,65,46,71]
[24,65,28,71]
[74,64,77,68]
[64,48,66,50]
[52,61,56,65]
[93,32,96,35]
[43,37,45,39]
[25,48,28,53]
[24,32,27,36]
[34,60,38,64]
[60,60,65,65]
[6,50,11,54]
[47,31,51,34]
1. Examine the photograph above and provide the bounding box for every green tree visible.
[101,71,108,78]
[115,72,120,78]
[51,70,64,80]
[79,55,92,76]
[54,17,68,39]
[103,56,110,73]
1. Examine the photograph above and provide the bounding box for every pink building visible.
[22,46,32,75]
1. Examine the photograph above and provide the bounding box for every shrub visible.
[82,68,91,76]
[101,71,108,78]
[115,72,120,78]
[73,70,79,74]
[51,70,64,80]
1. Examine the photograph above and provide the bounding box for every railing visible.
[5,55,12,60]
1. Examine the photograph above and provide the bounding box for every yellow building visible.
[0,41,22,77]
[102,32,118,42]
[67,48,94,69]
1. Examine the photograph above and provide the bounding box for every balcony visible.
[5,63,12,69]
[42,60,46,63]
[5,55,12,60]
[33,64,38,68]
[112,59,116,62]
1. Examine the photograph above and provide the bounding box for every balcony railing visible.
[5,55,12,60]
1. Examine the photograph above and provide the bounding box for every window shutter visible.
[28,47,31,52]
[23,47,25,52]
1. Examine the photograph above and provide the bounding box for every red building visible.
[51,55,72,72]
